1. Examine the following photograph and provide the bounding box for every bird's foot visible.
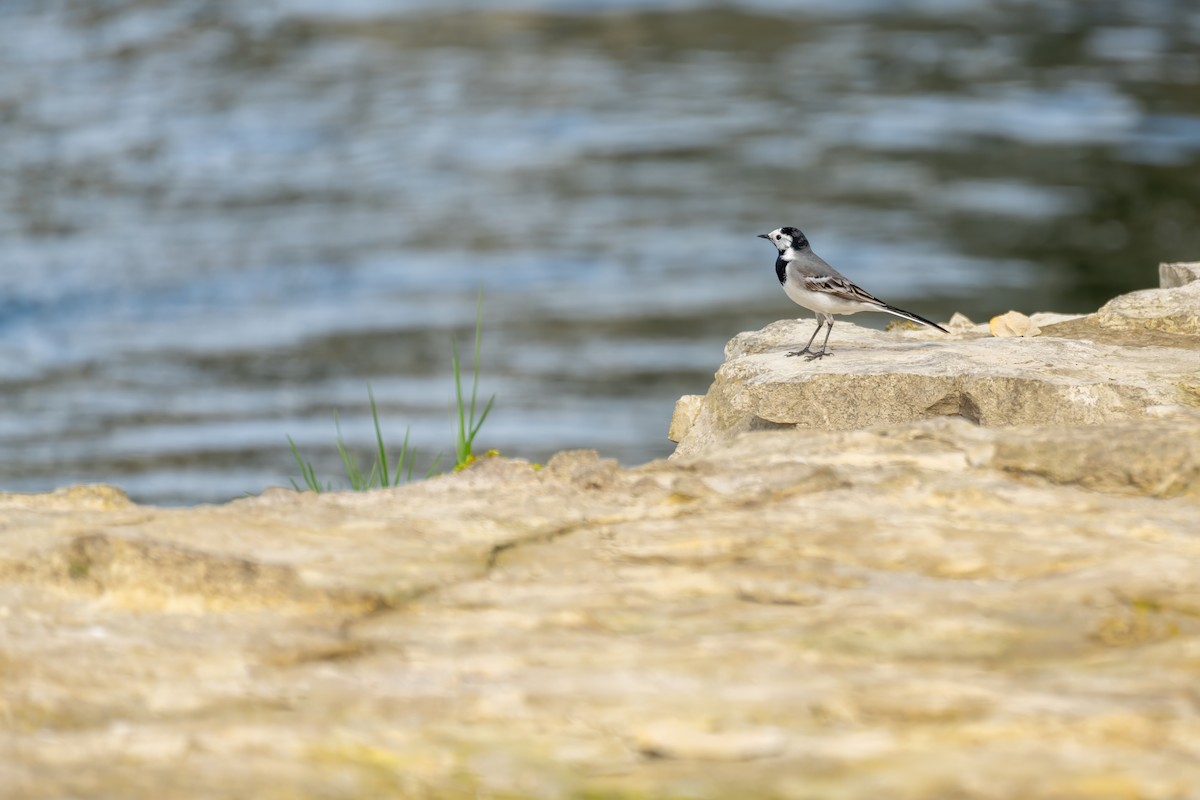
[785,349,812,358]
[803,350,832,362]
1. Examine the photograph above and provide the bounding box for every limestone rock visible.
[671,316,1198,458]
[5,416,1200,798]
[667,394,704,443]
[7,278,1200,799]
[988,309,1041,337]
[945,311,977,333]
[990,417,1200,498]
[0,483,134,510]
[631,720,790,760]
[1159,260,1200,289]
[1094,276,1200,335]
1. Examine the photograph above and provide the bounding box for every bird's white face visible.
[763,228,793,252]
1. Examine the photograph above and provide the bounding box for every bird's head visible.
[757,226,809,253]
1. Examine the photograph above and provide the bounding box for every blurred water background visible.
[2,0,1199,505]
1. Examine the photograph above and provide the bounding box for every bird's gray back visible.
[790,247,847,280]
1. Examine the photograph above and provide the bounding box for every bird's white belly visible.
[782,277,866,315]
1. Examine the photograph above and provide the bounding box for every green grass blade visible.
[404,448,417,483]
[368,385,390,488]
[470,394,496,441]
[287,435,321,493]
[469,286,484,427]
[334,412,365,491]
[396,427,413,486]
[450,287,492,470]
[284,288,492,493]
[336,442,357,490]
[452,336,468,467]
[425,451,444,479]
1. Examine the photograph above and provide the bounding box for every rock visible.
[945,311,977,333]
[5,412,1200,798]
[1028,311,1089,327]
[1159,261,1200,289]
[667,394,704,443]
[671,276,1199,458]
[631,720,789,760]
[1093,278,1200,335]
[671,318,1198,458]
[7,277,1200,798]
[988,310,1040,337]
[990,417,1200,498]
[0,483,134,511]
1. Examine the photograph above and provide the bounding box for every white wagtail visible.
[758,226,948,360]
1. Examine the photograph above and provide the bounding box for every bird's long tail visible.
[876,303,949,334]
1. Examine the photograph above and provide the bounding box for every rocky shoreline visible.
[3,265,1199,798]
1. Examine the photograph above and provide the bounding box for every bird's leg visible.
[804,320,835,361]
[786,319,824,357]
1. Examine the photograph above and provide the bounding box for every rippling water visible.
[2,0,1199,504]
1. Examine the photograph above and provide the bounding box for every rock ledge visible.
[670,264,1200,457]
[4,265,1200,799]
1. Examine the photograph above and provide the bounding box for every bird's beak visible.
[756,233,769,239]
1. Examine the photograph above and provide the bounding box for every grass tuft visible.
[452,288,496,471]
[288,435,329,493]
[286,289,492,492]
[288,389,437,493]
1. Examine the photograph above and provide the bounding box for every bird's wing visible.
[791,251,884,306]
[792,250,947,332]
[803,271,949,332]
[800,273,886,308]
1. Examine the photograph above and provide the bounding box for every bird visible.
[757,226,948,361]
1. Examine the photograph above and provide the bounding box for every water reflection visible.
[1,1,1198,503]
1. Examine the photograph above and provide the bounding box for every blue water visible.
[2,0,1199,503]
